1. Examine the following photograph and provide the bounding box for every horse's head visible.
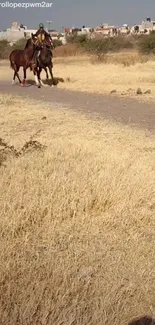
[44,34,54,48]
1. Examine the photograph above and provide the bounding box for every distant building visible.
[0,22,68,44]
[95,24,117,36]
[49,29,59,37]
[0,21,37,42]
[64,28,72,34]
[131,18,155,34]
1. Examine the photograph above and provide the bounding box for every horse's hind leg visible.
[11,65,21,84]
[14,65,21,84]
[16,71,22,84]
[12,71,16,84]
[21,68,26,86]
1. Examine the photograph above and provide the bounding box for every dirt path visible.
[0,81,155,131]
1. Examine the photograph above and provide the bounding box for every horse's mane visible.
[24,38,32,49]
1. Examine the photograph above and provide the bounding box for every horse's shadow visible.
[26,77,64,86]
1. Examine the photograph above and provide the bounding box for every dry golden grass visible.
[1,51,155,102]
[1,93,155,325]
[53,43,84,57]
[53,55,155,101]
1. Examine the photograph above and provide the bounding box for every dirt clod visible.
[144,89,151,94]
[136,88,142,95]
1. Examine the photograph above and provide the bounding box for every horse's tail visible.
[10,59,14,69]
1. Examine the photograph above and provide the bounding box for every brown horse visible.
[36,44,55,87]
[9,35,42,88]
[30,32,54,87]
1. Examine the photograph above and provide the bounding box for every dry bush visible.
[0,137,45,167]
[0,38,27,60]
[1,94,155,325]
[53,43,84,57]
[138,31,155,54]
[90,52,150,66]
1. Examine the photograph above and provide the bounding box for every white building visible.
[131,18,155,34]
[0,22,38,42]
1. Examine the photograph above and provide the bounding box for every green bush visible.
[52,39,62,48]
[13,38,27,49]
[0,38,27,60]
[84,39,109,54]
[0,39,10,59]
[83,36,134,55]
[66,34,134,54]
[138,32,155,54]
[75,34,88,46]
[66,34,88,44]
[0,39,9,48]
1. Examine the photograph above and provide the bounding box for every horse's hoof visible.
[38,85,41,88]
[22,79,26,86]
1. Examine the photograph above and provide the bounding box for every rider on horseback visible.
[34,23,52,42]
[32,23,53,62]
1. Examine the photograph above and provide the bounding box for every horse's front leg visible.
[37,67,48,87]
[44,67,49,79]
[30,60,40,88]
[21,67,27,86]
[33,67,41,88]
[48,64,55,86]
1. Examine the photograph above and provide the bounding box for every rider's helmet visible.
[39,23,44,29]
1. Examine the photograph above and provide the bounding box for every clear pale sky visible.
[0,0,155,31]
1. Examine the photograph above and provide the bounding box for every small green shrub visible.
[13,38,27,49]
[138,32,155,54]
[66,34,134,55]
[53,39,63,48]
[66,34,88,45]
[0,40,10,59]
[84,36,134,55]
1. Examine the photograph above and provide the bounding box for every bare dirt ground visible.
[0,80,155,132]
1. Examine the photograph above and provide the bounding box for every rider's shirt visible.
[34,29,53,49]
[37,32,45,41]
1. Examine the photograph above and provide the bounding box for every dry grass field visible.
[1,93,155,324]
[1,51,155,102]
